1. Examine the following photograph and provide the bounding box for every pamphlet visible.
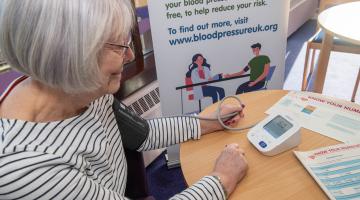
[294,143,360,200]
[267,91,360,142]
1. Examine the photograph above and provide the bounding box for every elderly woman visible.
[0,0,248,199]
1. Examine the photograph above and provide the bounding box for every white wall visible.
[288,0,318,37]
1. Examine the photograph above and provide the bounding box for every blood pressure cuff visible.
[112,98,149,150]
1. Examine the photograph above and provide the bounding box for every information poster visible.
[148,0,290,115]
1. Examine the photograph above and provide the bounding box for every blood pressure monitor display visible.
[263,115,293,139]
[247,113,300,156]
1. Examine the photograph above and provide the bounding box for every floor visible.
[284,20,360,102]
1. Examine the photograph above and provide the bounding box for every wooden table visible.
[180,90,341,200]
[313,2,360,93]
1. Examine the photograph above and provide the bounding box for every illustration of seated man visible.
[186,53,225,103]
[225,43,270,94]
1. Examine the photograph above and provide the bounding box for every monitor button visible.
[259,141,267,148]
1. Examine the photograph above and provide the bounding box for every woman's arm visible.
[137,116,201,151]
[0,151,128,200]
[170,176,226,200]
[137,104,243,151]
[171,144,248,200]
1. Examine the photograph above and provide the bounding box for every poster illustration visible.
[148,0,290,115]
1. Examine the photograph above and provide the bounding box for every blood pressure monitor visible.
[247,113,301,156]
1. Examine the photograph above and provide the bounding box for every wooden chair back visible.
[302,0,360,91]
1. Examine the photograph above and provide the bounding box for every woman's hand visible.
[210,143,248,197]
[199,104,244,135]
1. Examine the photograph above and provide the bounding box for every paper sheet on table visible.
[294,143,360,200]
[266,91,360,142]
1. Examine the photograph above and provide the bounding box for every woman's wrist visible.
[199,118,222,135]
[209,173,229,199]
[199,119,211,135]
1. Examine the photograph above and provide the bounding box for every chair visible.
[255,65,276,91]
[184,76,206,112]
[111,94,154,199]
[185,73,222,112]
[197,97,212,112]
[263,65,276,90]
[0,68,23,96]
[124,148,155,200]
[301,0,360,91]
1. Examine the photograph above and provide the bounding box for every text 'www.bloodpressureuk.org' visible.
[168,23,279,46]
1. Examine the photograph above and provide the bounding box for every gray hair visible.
[0,0,134,93]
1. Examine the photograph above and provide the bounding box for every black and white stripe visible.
[0,94,225,200]
[170,176,226,200]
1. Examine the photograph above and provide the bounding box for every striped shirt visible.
[0,80,225,199]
